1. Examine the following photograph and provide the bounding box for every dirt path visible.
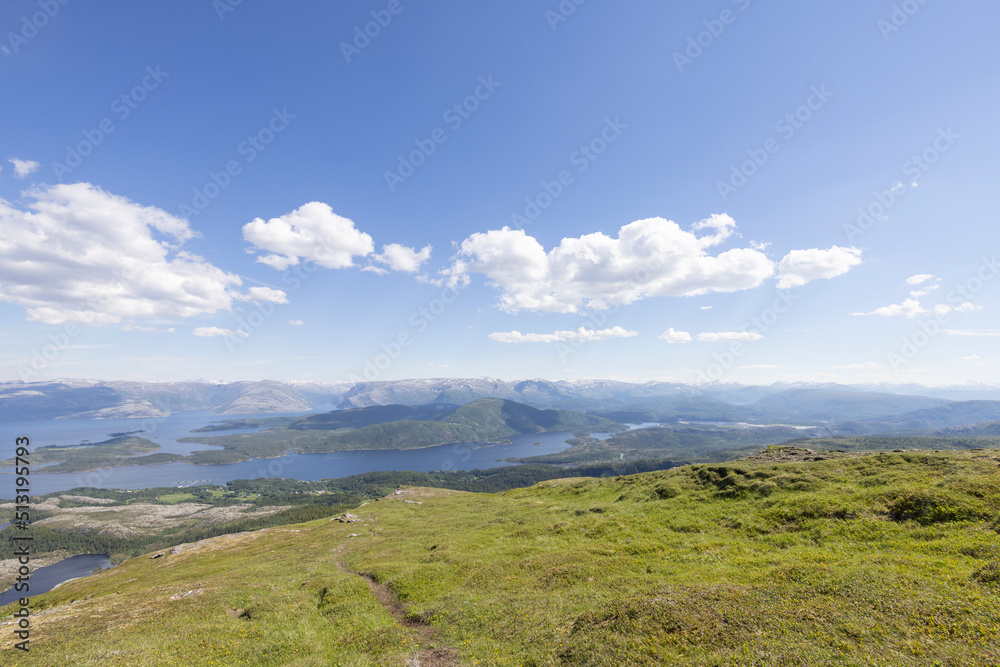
[334,544,458,667]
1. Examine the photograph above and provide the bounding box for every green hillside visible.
[182,399,625,463]
[5,447,999,665]
[0,436,184,473]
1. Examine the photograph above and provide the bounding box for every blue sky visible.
[0,0,997,385]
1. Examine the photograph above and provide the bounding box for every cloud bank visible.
[0,183,254,325]
[447,216,861,313]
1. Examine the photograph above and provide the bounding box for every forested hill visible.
[182,398,625,462]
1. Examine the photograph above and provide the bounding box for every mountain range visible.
[4,378,1000,432]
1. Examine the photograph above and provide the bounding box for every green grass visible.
[5,447,1000,665]
[155,493,197,504]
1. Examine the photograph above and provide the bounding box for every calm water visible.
[0,409,581,496]
[0,554,112,608]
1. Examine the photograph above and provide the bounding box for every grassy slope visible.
[4,448,1000,666]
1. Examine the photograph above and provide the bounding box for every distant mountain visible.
[0,379,351,421]
[743,388,948,423]
[0,382,123,421]
[3,378,997,429]
[301,398,625,450]
[290,403,460,430]
[861,400,1000,431]
[937,419,1000,437]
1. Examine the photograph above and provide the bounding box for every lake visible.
[0,408,587,496]
[0,554,112,608]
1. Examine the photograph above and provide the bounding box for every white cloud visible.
[193,326,246,338]
[700,305,712,310]
[938,302,981,314]
[962,354,980,361]
[0,183,247,325]
[910,285,939,297]
[373,243,432,273]
[488,326,638,344]
[775,245,863,289]
[242,202,374,270]
[696,331,763,342]
[289,319,304,326]
[241,286,289,304]
[742,364,778,369]
[853,298,926,318]
[906,274,935,285]
[448,215,775,313]
[9,158,40,179]
[659,327,692,343]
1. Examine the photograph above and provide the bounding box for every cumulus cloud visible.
[241,286,289,304]
[373,243,432,273]
[696,331,763,342]
[935,302,981,315]
[193,326,245,338]
[659,327,692,343]
[289,319,304,326]
[448,215,775,313]
[9,158,40,179]
[243,202,374,270]
[853,298,926,318]
[855,298,980,318]
[776,246,863,289]
[910,285,940,297]
[488,326,637,344]
[906,274,935,285]
[0,183,248,325]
